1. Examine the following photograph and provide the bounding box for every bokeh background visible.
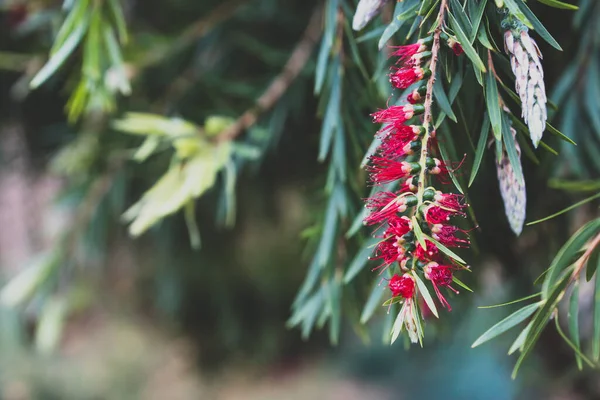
[0,1,599,399]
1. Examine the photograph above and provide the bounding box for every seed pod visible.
[496,126,526,235]
[352,0,389,31]
[504,29,547,148]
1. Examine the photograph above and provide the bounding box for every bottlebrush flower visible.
[424,262,459,310]
[433,192,466,212]
[504,28,547,147]
[431,224,470,248]
[423,205,459,224]
[367,158,419,185]
[414,240,440,262]
[390,67,428,89]
[373,238,406,268]
[497,125,526,235]
[390,40,429,64]
[372,104,424,124]
[447,37,464,56]
[364,192,411,225]
[389,273,415,298]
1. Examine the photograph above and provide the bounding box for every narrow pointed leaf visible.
[472,302,541,348]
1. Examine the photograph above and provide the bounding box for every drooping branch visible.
[216,6,323,142]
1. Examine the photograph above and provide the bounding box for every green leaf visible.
[184,200,201,250]
[478,292,540,309]
[513,270,572,377]
[448,13,486,72]
[412,216,428,251]
[536,0,578,10]
[554,314,596,369]
[508,321,533,355]
[505,0,563,51]
[378,1,414,49]
[424,234,467,265]
[433,78,457,122]
[391,303,407,344]
[469,113,490,187]
[568,281,582,369]
[546,122,576,145]
[361,275,389,324]
[344,238,377,283]
[437,127,465,194]
[549,179,600,193]
[594,269,600,361]
[412,272,439,318]
[470,0,488,41]
[542,219,600,299]
[471,302,541,348]
[30,14,90,89]
[107,0,129,43]
[51,0,91,55]
[527,193,600,226]
[485,71,502,141]
[452,276,473,292]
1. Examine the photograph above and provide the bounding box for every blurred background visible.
[0,0,599,399]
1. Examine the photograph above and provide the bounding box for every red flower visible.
[447,38,464,56]
[388,273,415,298]
[434,192,466,212]
[372,238,405,268]
[431,224,470,248]
[452,43,464,56]
[414,240,440,262]
[390,40,429,66]
[367,158,416,185]
[387,215,412,237]
[399,176,417,194]
[407,89,423,104]
[364,192,406,225]
[372,105,421,125]
[424,262,459,310]
[423,205,453,224]
[390,67,426,89]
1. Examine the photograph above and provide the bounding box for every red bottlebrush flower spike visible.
[388,273,415,298]
[390,67,426,89]
[424,262,459,310]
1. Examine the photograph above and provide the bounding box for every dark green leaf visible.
[433,78,457,122]
[527,193,600,226]
[485,71,502,141]
[413,272,439,318]
[537,0,578,10]
[469,113,490,187]
[448,13,486,72]
[587,245,600,282]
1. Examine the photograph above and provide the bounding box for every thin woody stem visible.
[416,0,448,208]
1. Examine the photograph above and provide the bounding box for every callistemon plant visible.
[363,2,470,345]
